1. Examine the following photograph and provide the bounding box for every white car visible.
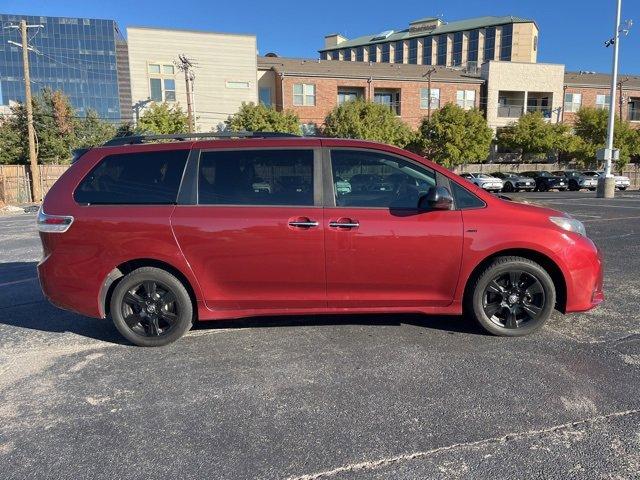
[583,171,631,191]
[460,173,504,193]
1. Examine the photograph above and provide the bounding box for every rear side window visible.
[198,149,314,206]
[74,150,189,205]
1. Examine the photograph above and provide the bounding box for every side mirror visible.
[418,186,454,211]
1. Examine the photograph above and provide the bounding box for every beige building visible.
[320,15,538,70]
[127,26,258,131]
[481,60,565,131]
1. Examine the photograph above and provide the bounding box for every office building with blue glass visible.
[0,13,131,121]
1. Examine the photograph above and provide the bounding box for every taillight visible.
[37,208,74,233]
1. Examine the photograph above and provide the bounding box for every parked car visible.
[521,171,567,192]
[582,170,631,191]
[459,173,504,193]
[490,172,536,192]
[551,170,598,191]
[38,133,604,346]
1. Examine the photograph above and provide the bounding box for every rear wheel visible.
[467,256,556,336]
[110,267,193,346]
[503,182,514,193]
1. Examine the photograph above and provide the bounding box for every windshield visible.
[476,174,493,179]
[538,171,552,177]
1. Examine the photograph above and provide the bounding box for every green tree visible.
[0,89,119,164]
[323,99,415,148]
[137,102,189,134]
[75,109,116,149]
[225,102,300,134]
[496,111,569,160]
[572,107,637,169]
[418,104,492,167]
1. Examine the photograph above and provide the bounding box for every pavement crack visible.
[286,409,640,480]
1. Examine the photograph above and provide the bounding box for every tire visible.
[569,180,579,191]
[588,187,596,191]
[558,188,567,192]
[466,256,556,337]
[539,182,549,192]
[503,182,514,193]
[110,267,193,347]
[619,186,627,191]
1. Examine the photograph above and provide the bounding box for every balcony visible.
[526,104,553,118]
[497,105,524,118]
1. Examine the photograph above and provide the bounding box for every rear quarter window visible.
[74,150,189,205]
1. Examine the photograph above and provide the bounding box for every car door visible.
[323,147,464,308]
[171,144,326,311]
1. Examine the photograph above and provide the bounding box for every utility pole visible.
[598,1,632,198]
[618,77,629,119]
[423,67,437,120]
[6,21,43,202]
[176,54,196,132]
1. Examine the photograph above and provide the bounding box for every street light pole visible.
[598,0,622,198]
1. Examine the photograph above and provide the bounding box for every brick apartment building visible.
[258,56,640,134]
[319,15,538,69]
[258,57,483,131]
[563,72,640,126]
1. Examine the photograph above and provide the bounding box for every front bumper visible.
[564,237,605,313]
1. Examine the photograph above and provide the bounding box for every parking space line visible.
[542,201,640,209]
[581,215,640,223]
[0,277,38,288]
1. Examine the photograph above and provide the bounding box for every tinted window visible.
[451,182,485,209]
[198,149,314,206]
[331,150,435,209]
[74,150,189,205]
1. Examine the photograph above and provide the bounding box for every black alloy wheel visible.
[121,280,179,337]
[110,267,193,346]
[482,270,545,329]
[467,256,555,336]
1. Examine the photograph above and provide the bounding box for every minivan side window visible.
[74,150,189,205]
[198,149,314,206]
[330,149,436,209]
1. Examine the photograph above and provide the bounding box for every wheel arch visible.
[99,258,199,319]
[463,248,567,314]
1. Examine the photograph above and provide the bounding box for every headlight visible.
[549,216,586,237]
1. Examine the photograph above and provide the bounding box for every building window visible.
[484,27,496,61]
[436,35,447,66]
[457,90,476,110]
[300,123,317,135]
[381,43,390,62]
[533,35,538,51]
[337,88,364,105]
[369,45,378,62]
[564,93,582,113]
[596,94,611,110]
[226,81,250,89]
[149,78,176,102]
[342,49,351,61]
[422,37,432,65]
[500,24,513,61]
[149,64,161,74]
[259,87,272,107]
[452,32,463,66]
[408,38,418,64]
[420,88,440,109]
[394,41,404,63]
[356,46,364,62]
[293,83,315,106]
[468,29,479,62]
[374,90,401,115]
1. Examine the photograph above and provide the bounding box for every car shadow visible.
[0,261,487,346]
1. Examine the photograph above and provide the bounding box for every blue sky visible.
[3,0,639,73]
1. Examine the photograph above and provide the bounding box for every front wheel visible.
[467,256,556,336]
[619,186,627,191]
[110,267,193,346]
[503,182,514,193]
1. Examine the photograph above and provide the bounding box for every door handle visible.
[329,218,359,229]
[288,217,319,228]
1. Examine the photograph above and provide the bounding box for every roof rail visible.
[102,131,300,147]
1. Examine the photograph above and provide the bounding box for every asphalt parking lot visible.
[1,191,639,480]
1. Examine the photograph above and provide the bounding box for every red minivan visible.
[37,133,604,346]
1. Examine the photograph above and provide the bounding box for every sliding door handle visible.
[329,218,359,229]
[288,217,319,228]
